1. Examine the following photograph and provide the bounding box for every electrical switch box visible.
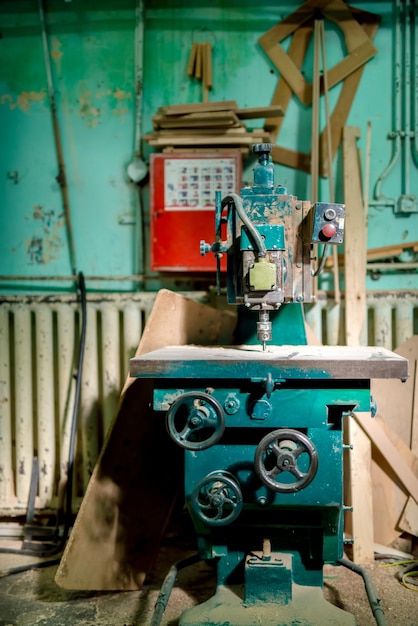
[150,153,242,271]
[311,202,345,245]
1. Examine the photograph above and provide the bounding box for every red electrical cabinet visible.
[150,152,242,272]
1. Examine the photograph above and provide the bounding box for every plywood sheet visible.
[130,345,408,381]
[371,336,418,448]
[55,290,236,590]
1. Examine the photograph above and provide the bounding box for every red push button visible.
[321,223,337,239]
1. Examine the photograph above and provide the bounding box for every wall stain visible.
[112,88,132,118]
[25,205,64,264]
[51,37,64,75]
[78,90,101,127]
[113,88,131,101]
[0,90,47,112]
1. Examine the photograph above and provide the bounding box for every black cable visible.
[150,554,202,626]
[1,559,61,578]
[338,558,387,626]
[0,272,87,565]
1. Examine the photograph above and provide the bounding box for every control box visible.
[311,202,345,245]
[150,153,241,271]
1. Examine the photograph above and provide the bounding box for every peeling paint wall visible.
[0,1,417,293]
[0,0,139,292]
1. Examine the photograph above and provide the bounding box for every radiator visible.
[0,292,159,516]
[0,290,417,517]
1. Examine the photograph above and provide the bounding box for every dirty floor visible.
[0,526,417,626]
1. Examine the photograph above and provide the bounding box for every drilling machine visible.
[130,144,408,625]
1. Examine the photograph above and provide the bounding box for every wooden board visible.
[344,414,374,563]
[152,110,242,129]
[370,416,418,544]
[159,100,238,116]
[399,496,418,537]
[372,416,418,545]
[236,105,284,120]
[355,413,418,503]
[343,126,367,347]
[130,345,408,381]
[55,290,237,590]
[146,133,272,148]
[371,336,418,448]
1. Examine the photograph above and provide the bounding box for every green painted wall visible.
[1,0,417,293]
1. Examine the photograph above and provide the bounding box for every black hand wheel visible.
[166,392,225,451]
[254,428,318,493]
[191,471,243,527]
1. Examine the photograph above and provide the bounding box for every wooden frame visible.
[258,0,378,107]
[262,4,380,177]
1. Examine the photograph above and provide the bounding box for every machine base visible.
[179,584,357,626]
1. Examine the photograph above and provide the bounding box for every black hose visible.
[1,558,61,578]
[150,554,202,626]
[222,193,267,256]
[338,558,387,626]
[0,272,87,563]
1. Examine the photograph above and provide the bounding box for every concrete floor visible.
[1,529,417,626]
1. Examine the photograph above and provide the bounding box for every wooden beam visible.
[343,126,367,346]
[258,0,377,107]
[158,100,238,116]
[268,9,380,177]
[355,413,418,503]
[344,414,374,563]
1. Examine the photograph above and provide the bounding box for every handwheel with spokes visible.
[254,428,318,493]
[191,471,243,527]
[166,392,225,451]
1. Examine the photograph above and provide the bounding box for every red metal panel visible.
[150,153,241,271]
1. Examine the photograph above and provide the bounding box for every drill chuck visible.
[257,310,272,350]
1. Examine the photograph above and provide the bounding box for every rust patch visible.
[113,88,132,101]
[51,37,64,75]
[78,90,101,127]
[0,94,13,105]
[0,90,47,112]
[113,107,128,116]
[25,205,64,264]
[96,89,112,99]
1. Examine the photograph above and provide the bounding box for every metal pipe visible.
[0,275,145,282]
[14,307,34,504]
[0,306,13,506]
[80,304,99,489]
[411,0,418,166]
[366,262,418,269]
[56,304,76,509]
[35,304,55,507]
[403,0,411,194]
[374,0,402,200]
[101,305,121,434]
[38,0,77,274]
